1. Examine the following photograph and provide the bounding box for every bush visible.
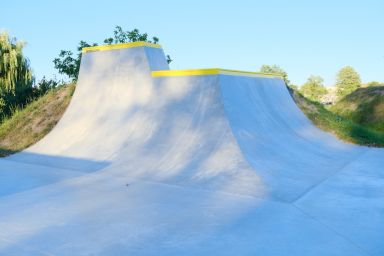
[34,77,58,96]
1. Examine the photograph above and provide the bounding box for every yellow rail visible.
[152,68,283,78]
[82,42,162,53]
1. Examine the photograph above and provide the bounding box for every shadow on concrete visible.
[0,151,110,197]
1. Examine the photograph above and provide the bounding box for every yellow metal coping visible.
[152,69,283,78]
[82,42,162,53]
[81,42,282,79]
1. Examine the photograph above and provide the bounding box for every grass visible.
[330,86,384,133]
[0,84,75,157]
[290,87,384,147]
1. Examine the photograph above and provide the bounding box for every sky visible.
[1,0,383,86]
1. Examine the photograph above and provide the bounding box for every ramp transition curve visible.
[0,42,383,255]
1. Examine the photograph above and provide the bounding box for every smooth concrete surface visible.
[0,44,382,255]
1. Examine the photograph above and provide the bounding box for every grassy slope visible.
[0,84,75,156]
[0,83,382,158]
[290,88,384,147]
[330,86,384,133]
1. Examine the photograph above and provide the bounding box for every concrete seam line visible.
[292,148,372,203]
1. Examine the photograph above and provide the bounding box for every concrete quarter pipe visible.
[0,42,383,255]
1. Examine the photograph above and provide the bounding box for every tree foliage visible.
[259,65,290,86]
[300,75,327,102]
[103,26,159,45]
[366,81,384,87]
[53,41,97,82]
[335,66,361,98]
[53,26,172,82]
[0,32,34,116]
[34,76,58,96]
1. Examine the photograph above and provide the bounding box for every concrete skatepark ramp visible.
[0,42,383,255]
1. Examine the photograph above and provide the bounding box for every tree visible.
[0,32,34,116]
[287,84,299,92]
[335,66,361,98]
[366,81,384,87]
[54,26,172,82]
[53,41,97,82]
[103,26,159,45]
[259,65,290,86]
[34,76,58,96]
[300,75,327,102]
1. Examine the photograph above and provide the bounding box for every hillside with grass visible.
[0,84,75,156]
[330,86,384,133]
[290,87,384,147]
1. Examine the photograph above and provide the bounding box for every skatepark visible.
[0,42,383,255]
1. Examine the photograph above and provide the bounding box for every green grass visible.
[290,88,384,147]
[0,84,75,157]
[330,86,384,133]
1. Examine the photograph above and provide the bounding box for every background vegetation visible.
[335,66,362,98]
[53,26,172,82]
[0,84,74,156]
[0,32,57,121]
[257,64,384,147]
[300,75,327,101]
[0,29,383,157]
[330,86,384,133]
[259,64,290,86]
[0,32,34,118]
[291,88,384,147]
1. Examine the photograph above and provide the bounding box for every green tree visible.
[300,75,327,102]
[0,32,34,116]
[53,41,97,82]
[54,26,172,82]
[289,84,299,91]
[103,26,159,45]
[366,81,384,87]
[259,65,290,86]
[34,76,58,96]
[335,66,361,98]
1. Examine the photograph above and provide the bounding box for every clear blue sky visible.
[1,0,383,86]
